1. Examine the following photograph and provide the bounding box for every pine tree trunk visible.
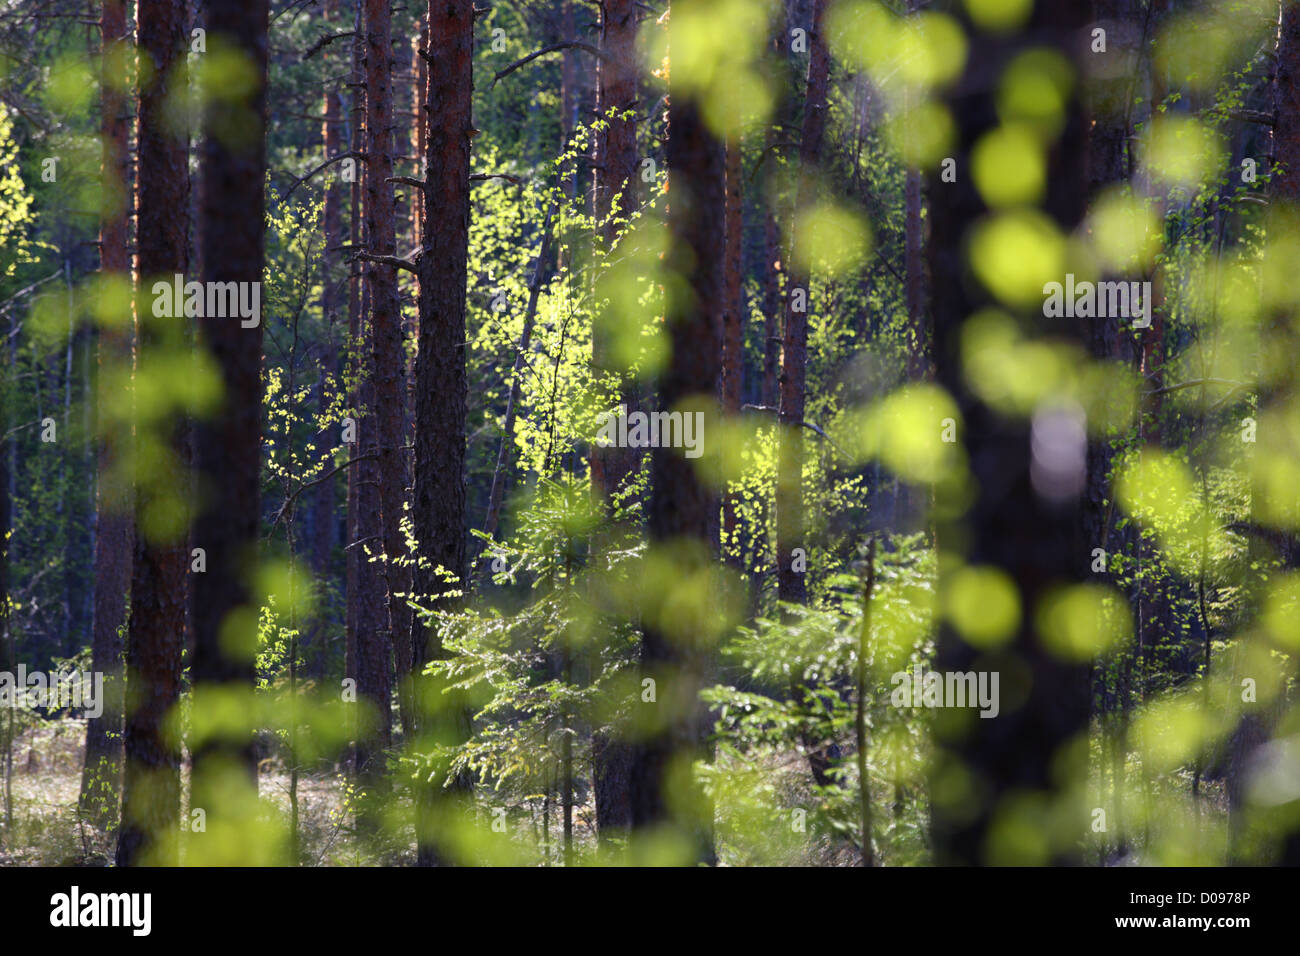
[627,2,724,863]
[117,0,189,866]
[308,0,343,681]
[412,0,475,866]
[761,210,781,411]
[776,0,828,609]
[589,0,642,850]
[83,0,132,826]
[720,135,745,565]
[189,0,269,838]
[364,0,413,743]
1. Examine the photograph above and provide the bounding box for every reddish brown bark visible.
[116,0,189,867]
[411,21,428,250]
[365,0,412,742]
[590,0,641,509]
[189,0,269,829]
[412,0,475,866]
[761,210,781,410]
[776,0,829,608]
[588,0,643,848]
[82,0,131,824]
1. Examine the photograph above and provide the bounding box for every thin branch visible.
[1226,108,1275,126]
[387,175,426,190]
[470,172,525,185]
[1145,377,1248,396]
[303,30,355,61]
[742,404,847,455]
[491,41,608,89]
[283,151,365,202]
[352,251,419,275]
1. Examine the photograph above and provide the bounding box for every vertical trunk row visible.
[189,0,270,834]
[116,0,190,867]
[82,0,132,824]
[928,0,1091,866]
[413,0,475,866]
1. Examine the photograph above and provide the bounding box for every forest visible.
[0,0,1297,870]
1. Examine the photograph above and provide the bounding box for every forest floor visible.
[0,719,1232,865]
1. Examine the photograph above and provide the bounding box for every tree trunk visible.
[589,0,642,850]
[928,0,1092,866]
[412,0,475,866]
[761,210,781,412]
[116,0,189,867]
[344,0,365,743]
[627,1,724,864]
[365,0,414,743]
[83,0,132,827]
[189,0,269,842]
[720,134,745,565]
[776,0,828,609]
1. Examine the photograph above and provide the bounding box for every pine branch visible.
[352,251,419,275]
[491,41,608,89]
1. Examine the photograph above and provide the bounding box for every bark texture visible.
[412,0,475,866]
[117,0,189,867]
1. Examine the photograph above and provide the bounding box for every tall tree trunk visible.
[189,0,269,844]
[589,0,641,851]
[308,0,343,680]
[116,0,189,867]
[591,0,641,506]
[761,210,781,411]
[777,0,837,790]
[344,0,365,747]
[365,0,414,745]
[776,0,828,609]
[927,0,1091,866]
[83,0,132,826]
[410,20,428,251]
[720,135,745,564]
[627,0,724,865]
[412,0,475,866]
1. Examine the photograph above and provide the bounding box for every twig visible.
[283,151,366,202]
[491,41,608,89]
[303,31,355,61]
